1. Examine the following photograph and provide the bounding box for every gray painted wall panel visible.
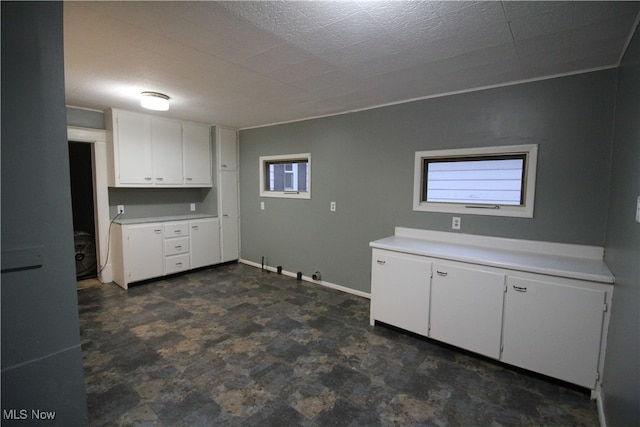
[1,3,88,424]
[240,71,616,293]
[602,26,640,426]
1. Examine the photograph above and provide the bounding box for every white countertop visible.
[114,214,217,225]
[370,235,614,284]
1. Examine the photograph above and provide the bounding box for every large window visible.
[260,153,311,199]
[413,144,537,217]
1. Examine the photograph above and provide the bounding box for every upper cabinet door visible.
[115,111,153,185]
[183,122,212,186]
[151,117,183,185]
[217,127,237,171]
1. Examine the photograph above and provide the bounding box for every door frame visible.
[67,126,112,283]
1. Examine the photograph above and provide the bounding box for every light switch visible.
[636,196,640,223]
[261,201,265,210]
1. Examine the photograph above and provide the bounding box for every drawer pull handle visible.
[192,226,199,230]
[175,245,182,250]
[513,285,527,292]
[376,260,386,265]
[436,271,448,277]
[186,177,193,181]
[176,262,182,267]
[154,229,162,234]
[174,230,181,234]
[221,164,227,168]
[156,177,164,181]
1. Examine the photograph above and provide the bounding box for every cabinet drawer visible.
[164,253,190,275]
[164,221,189,237]
[164,236,190,256]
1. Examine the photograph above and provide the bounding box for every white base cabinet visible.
[430,262,505,359]
[370,228,614,391]
[112,217,221,289]
[190,218,221,269]
[502,276,606,388]
[370,249,431,336]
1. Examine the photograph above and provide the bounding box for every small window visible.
[260,153,311,199]
[413,145,537,217]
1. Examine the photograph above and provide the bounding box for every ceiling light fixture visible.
[140,91,170,111]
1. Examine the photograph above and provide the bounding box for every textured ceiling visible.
[63,1,640,129]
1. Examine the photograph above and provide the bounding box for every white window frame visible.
[260,153,311,199]
[413,144,538,218]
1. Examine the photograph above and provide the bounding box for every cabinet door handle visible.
[436,271,448,277]
[376,260,386,265]
[221,164,227,168]
[513,285,527,292]
[223,214,229,218]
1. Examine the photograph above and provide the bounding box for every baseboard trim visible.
[239,259,371,300]
[593,387,607,427]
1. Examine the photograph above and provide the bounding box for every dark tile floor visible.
[78,262,599,426]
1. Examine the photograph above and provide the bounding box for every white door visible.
[502,276,606,388]
[190,218,220,268]
[126,223,163,283]
[217,127,237,171]
[370,250,432,336]
[116,111,152,185]
[183,122,212,186]
[219,171,239,262]
[151,117,183,185]
[430,262,505,359]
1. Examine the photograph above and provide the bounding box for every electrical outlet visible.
[117,205,125,214]
[452,216,461,230]
[330,201,336,212]
[190,203,196,212]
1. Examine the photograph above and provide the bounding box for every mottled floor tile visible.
[79,262,599,426]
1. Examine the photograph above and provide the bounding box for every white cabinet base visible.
[370,228,614,391]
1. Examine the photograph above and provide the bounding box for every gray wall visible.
[602,26,640,426]
[1,2,88,425]
[239,70,616,293]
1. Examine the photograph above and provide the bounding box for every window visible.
[260,153,311,199]
[413,144,537,217]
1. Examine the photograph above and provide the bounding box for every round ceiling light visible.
[140,91,170,111]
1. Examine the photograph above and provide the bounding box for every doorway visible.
[69,141,97,280]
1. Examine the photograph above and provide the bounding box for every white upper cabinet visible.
[106,109,212,188]
[216,126,238,171]
[151,117,183,185]
[111,110,153,185]
[183,122,212,186]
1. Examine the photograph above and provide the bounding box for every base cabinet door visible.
[430,262,505,359]
[190,218,220,269]
[370,249,432,336]
[126,223,163,283]
[502,276,606,389]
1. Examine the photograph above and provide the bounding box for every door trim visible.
[67,126,112,283]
